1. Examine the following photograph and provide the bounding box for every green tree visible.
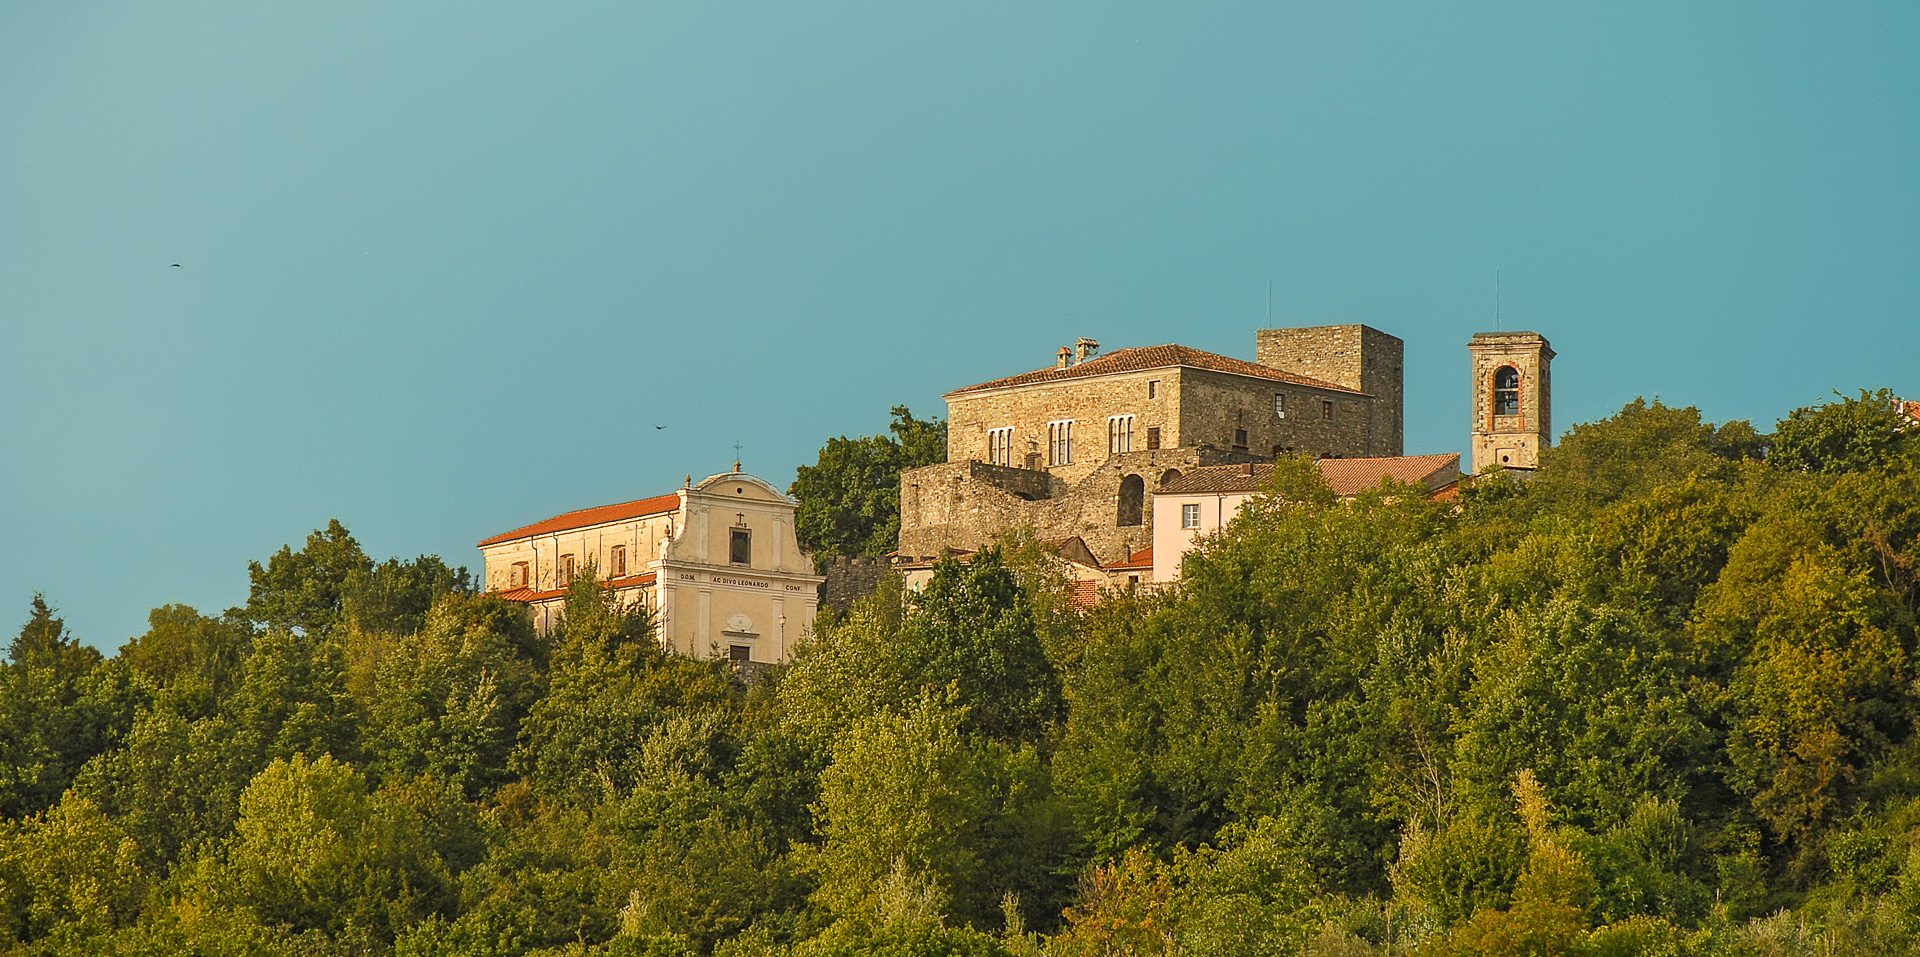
[208,754,453,945]
[247,519,373,635]
[0,793,147,949]
[806,693,1055,929]
[513,573,737,803]
[1770,388,1913,475]
[901,551,1063,744]
[118,604,255,719]
[363,593,541,797]
[0,596,122,818]
[791,406,947,562]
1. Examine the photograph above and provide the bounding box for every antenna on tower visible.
[1265,278,1273,324]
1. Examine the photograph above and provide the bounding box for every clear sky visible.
[3,2,1916,650]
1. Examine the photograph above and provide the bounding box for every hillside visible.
[1,392,1917,956]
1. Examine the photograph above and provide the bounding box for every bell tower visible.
[1468,331,1553,473]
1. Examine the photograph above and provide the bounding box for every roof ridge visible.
[946,340,1358,396]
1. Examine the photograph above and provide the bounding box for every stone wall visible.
[945,367,1183,485]
[898,447,1257,565]
[1255,324,1404,455]
[1175,367,1374,460]
[820,555,889,614]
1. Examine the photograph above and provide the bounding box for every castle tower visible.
[1468,331,1553,472]
[1255,324,1404,455]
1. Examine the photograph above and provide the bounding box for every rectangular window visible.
[559,554,576,582]
[1181,504,1201,529]
[1232,428,1249,451]
[1147,380,1160,399]
[1274,393,1286,418]
[1321,399,1334,420]
[1146,427,1161,450]
[510,562,529,588]
[729,528,751,565]
[987,427,1014,466]
[728,645,752,663]
[1048,420,1074,466]
[610,545,626,577]
[1107,415,1134,455]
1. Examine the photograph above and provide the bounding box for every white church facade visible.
[477,468,822,664]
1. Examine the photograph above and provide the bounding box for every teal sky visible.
[4,2,1916,650]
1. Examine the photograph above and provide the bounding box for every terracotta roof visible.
[1108,546,1154,571]
[946,344,1359,397]
[1158,454,1461,497]
[479,492,681,547]
[1901,400,1920,424]
[495,572,658,604]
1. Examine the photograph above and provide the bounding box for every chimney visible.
[1056,346,1072,369]
[1074,337,1100,364]
[1243,462,1256,475]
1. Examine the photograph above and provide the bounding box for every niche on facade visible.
[1117,475,1145,527]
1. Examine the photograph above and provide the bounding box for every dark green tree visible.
[790,406,946,562]
[1770,388,1913,475]
[0,597,123,819]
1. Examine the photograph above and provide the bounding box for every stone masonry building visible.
[1468,331,1554,473]
[898,324,1404,565]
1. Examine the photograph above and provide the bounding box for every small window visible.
[510,562,529,588]
[1181,504,1201,529]
[1148,380,1160,399]
[729,528,751,565]
[609,545,626,577]
[1321,400,1334,421]
[1274,394,1286,418]
[1232,428,1249,451]
[1493,366,1521,416]
[1108,415,1134,455]
[1146,427,1161,450]
[728,645,752,663]
[559,554,576,582]
[987,427,1014,466]
[1048,420,1075,466]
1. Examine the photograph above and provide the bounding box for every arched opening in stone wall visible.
[1493,366,1521,416]
[1117,475,1145,527]
[1158,469,1183,490]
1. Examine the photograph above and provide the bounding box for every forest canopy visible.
[2,389,1919,956]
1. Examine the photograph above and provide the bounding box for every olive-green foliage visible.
[1770,388,1913,476]
[10,390,1920,955]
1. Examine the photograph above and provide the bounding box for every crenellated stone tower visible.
[1468,331,1553,472]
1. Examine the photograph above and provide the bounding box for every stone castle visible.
[898,324,1420,566]
[897,324,1553,568]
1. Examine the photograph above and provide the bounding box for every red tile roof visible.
[946,344,1359,397]
[1316,454,1461,496]
[1901,400,1920,424]
[1107,546,1154,571]
[494,572,658,604]
[1158,454,1461,497]
[478,492,682,547]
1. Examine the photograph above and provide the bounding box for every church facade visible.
[478,469,822,664]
